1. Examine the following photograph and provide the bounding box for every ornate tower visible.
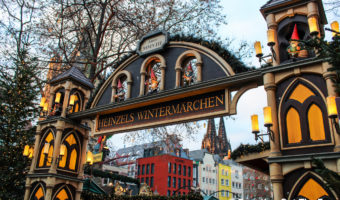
[24,67,94,200]
[201,118,218,154]
[217,116,231,157]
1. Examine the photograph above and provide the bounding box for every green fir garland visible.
[231,142,270,160]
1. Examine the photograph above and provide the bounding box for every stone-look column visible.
[75,183,84,200]
[127,81,132,99]
[196,62,202,82]
[49,121,64,174]
[48,91,55,116]
[111,86,117,103]
[139,72,146,96]
[29,126,42,173]
[23,179,31,200]
[175,68,182,88]
[45,184,53,200]
[270,163,284,200]
[264,73,280,155]
[160,65,166,91]
[61,83,71,118]
[264,73,284,200]
[322,62,340,154]
[78,131,89,179]
[266,14,280,66]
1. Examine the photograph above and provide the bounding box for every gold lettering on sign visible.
[140,35,166,54]
[97,92,225,130]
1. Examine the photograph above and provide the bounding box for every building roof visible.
[49,66,94,89]
[189,149,208,162]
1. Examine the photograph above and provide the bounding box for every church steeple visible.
[218,116,231,157]
[201,118,217,154]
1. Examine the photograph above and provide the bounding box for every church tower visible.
[217,116,231,157]
[201,118,218,154]
[24,67,94,200]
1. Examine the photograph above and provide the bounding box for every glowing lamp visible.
[263,106,273,127]
[86,151,93,165]
[251,114,260,133]
[60,144,66,156]
[55,92,62,103]
[39,97,46,107]
[267,29,275,46]
[227,149,231,159]
[28,147,34,159]
[308,17,318,35]
[327,96,338,118]
[43,103,48,112]
[331,21,339,37]
[69,95,76,106]
[254,41,263,57]
[43,143,50,154]
[23,145,30,156]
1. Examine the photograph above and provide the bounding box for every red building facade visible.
[137,154,193,196]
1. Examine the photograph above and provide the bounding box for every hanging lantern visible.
[251,114,260,133]
[43,143,50,154]
[308,17,318,35]
[39,97,46,107]
[60,144,66,156]
[69,94,76,106]
[23,145,30,156]
[263,107,273,127]
[55,92,62,103]
[267,29,275,46]
[254,41,263,57]
[327,96,338,118]
[86,151,93,165]
[331,21,339,38]
[43,103,48,112]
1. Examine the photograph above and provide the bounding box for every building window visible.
[142,165,145,175]
[232,182,235,187]
[188,179,191,187]
[141,178,144,183]
[209,178,211,184]
[178,164,182,175]
[203,177,205,182]
[168,176,171,187]
[167,190,170,196]
[183,166,186,176]
[212,179,215,184]
[188,167,191,177]
[203,167,205,171]
[146,164,150,174]
[221,190,225,196]
[178,178,181,188]
[227,191,229,197]
[173,177,176,188]
[221,179,224,185]
[151,163,154,174]
[226,179,229,186]
[146,177,149,185]
[174,164,177,174]
[222,169,224,175]
[150,177,154,187]
[183,179,186,187]
[168,162,171,173]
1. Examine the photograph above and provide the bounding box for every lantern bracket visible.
[331,117,340,135]
[253,125,274,142]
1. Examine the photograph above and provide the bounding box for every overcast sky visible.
[107,0,339,152]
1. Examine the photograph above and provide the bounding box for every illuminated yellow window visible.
[32,185,44,200]
[58,133,79,171]
[289,84,315,104]
[286,107,302,144]
[298,178,328,199]
[69,93,80,113]
[308,104,326,141]
[55,188,70,200]
[38,131,54,167]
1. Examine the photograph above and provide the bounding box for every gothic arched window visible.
[58,132,80,171]
[37,130,55,168]
[280,79,331,148]
[181,58,198,87]
[68,90,83,114]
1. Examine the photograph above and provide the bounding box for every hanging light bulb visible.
[23,145,30,156]
[43,103,49,112]
[327,96,338,118]
[40,97,46,107]
[55,92,62,103]
[86,151,93,165]
[251,114,260,133]
[263,106,273,127]
[331,21,339,38]
[254,41,263,57]
[69,95,76,106]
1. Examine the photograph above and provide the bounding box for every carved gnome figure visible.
[183,62,194,86]
[115,79,125,102]
[287,24,307,58]
[148,68,159,93]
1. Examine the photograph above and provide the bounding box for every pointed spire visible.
[201,118,217,154]
[291,24,300,40]
[218,116,230,157]
[117,79,123,89]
